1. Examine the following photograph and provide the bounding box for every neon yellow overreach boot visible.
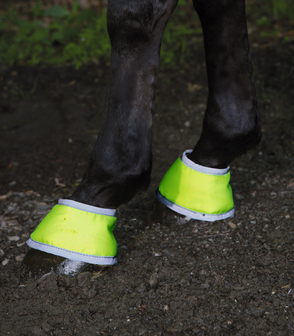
[27,199,117,265]
[157,150,235,222]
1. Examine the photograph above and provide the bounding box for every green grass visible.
[247,0,294,26]
[1,0,293,69]
[0,0,200,69]
[268,0,294,22]
[0,2,111,68]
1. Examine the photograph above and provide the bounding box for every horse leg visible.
[71,0,178,209]
[190,0,261,167]
[156,0,261,221]
[23,0,179,275]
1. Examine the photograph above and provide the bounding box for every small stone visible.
[163,304,169,311]
[138,328,147,335]
[153,252,162,257]
[2,258,9,266]
[37,272,53,284]
[7,219,19,226]
[0,249,4,257]
[149,274,159,289]
[0,220,7,229]
[162,249,174,257]
[184,121,190,127]
[25,190,34,196]
[8,235,20,241]
[228,221,237,229]
[0,191,12,200]
[17,241,26,247]
[15,254,25,262]
[187,83,202,92]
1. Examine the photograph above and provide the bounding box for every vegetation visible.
[0,0,293,69]
[0,0,200,69]
[248,0,294,23]
[246,0,294,40]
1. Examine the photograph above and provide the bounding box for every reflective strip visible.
[157,189,235,222]
[59,199,116,217]
[27,237,117,265]
[181,149,230,175]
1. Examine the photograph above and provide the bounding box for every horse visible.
[24,0,261,274]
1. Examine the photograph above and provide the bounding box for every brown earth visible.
[1,12,294,336]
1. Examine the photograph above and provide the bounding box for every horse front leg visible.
[24,0,179,275]
[157,0,261,222]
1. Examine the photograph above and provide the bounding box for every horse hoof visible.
[21,249,104,278]
[150,200,194,225]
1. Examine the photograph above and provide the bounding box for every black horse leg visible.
[155,0,261,223]
[71,0,179,208]
[23,0,179,275]
[189,0,261,168]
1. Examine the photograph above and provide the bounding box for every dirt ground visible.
[1,16,294,336]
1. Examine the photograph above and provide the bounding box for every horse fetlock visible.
[71,154,152,208]
[213,104,260,149]
[190,101,261,168]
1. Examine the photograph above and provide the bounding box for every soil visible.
[1,24,294,336]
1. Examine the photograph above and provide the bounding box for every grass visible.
[246,0,294,40]
[0,0,200,69]
[0,0,293,69]
[247,0,294,22]
[0,2,111,68]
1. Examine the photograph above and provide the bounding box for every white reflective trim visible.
[58,199,116,217]
[26,238,117,265]
[156,190,235,222]
[181,149,230,175]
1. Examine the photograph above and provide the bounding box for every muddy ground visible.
[1,24,294,335]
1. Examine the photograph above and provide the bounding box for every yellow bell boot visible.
[157,150,235,222]
[26,199,117,265]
